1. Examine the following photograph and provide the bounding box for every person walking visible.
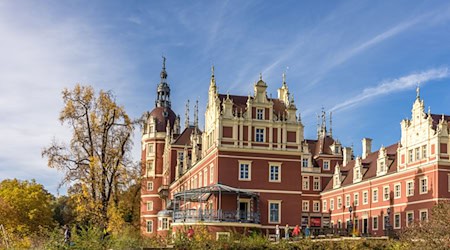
[275,225,280,242]
[292,225,300,240]
[284,224,289,240]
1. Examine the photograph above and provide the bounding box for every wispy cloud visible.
[330,67,450,112]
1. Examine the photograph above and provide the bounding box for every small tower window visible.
[256,108,264,120]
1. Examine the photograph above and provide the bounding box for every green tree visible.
[42,84,135,231]
[0,179,55,245]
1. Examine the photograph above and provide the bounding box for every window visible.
[420,177,428,194]
[394,213,401,229]
[204,169,208,186]
[379,161,385,173]
[147,144,154,156]
[269,201,281,223]
[239,163,251,181]
[147,181,154,191]
[313,176,320,190]
[178,152,184,165]
[199,172,203,187]
[406,211,414,226]
[146,201,153,211]
[256,108,264,120]
[420,209,428,221]
[408,149,413,163]
[394,183,401,199]
[255,128,265,142]
[422,145,427,159]
[216,232,231,240]
[383,186,390,201]
[415,147,420,161]
[353,193,359,207]
[269,164,281,182]
[330,199,335,210]
[302,200,309,212]
[313,201,320,212]
[302,176,310,190]
[372,216,378,230]
[146,220,153,233]
[337,197,342,209]
[302,158,308,168]
[383,215,389,230]
[323,161,330,170]
[363,191,368,205]
[146,161,154,175]
[323,200,328,212]
[345,195,350,208]
[158,217,170,230]
[406,180,414,196]
[210,165,214,184]
[372,188,378,203]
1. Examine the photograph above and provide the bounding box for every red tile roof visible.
[149,107,177,132]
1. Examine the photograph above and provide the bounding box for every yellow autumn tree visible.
[42,84,135,231]
[0,179,55,247]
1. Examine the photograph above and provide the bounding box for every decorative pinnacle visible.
[259,73,262,80]
[416,82,420,99]
[211,65,215,77]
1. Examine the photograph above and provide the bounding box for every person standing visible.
[187,226,194,239]
[284,224,289,240]
[63,225,71,245]
[275,225,280,242]
[305,224,310,238]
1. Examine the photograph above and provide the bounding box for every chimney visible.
[343,147,353,166]
[362,138,372,160]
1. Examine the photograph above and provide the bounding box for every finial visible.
[416,82,420,99]
[428,106,431,116]
[282,72,286,85]
[259,73,262,80]
[194,100,199,129]
[185,100,190,129]
[211,65,215,77]
[162,55,166,69]
[226,91,230,100]
[329,111,333,137]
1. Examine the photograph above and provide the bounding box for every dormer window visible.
[353,157,362,183]
[377,146,388,176]
[333,164,342,189]
[256,108,264,120]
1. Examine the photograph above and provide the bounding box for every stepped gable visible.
[217,94,288,117]
[323,143,398,191]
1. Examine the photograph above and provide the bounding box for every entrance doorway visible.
[362,218,368,235]
[239,202,249,221]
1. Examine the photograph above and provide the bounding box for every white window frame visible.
[269,162,281,182]
[323,200,328,212]
[146,220,153,233]
[383,215,388,230]
[146,201,153,211]
[337,197,342,209]
[255,128,265,142]
[216,232,231,240]
[353,193,359,207]
[406,180,414,197]
[419,209,428,221]
[268,200,281,224]
[363,191,368,205]
[204,168,208,186]
[302,200,309,212]
[394,183,401,199]
[330,198,334,211]
[313,176,321,191]
[345,195,350,208]
[422,145,427,159]
[372,216,378,230]
[302,176,310,190]
[256,108,264,120]
[313,200,320,212]
[394,213,401,229]
[383,185,390,201]
[210,164,214,184]
[239,161,251,181]
[323,160,330,170]
[406,211,414,226]
[158,217,170,230]
[372,188,378,203]
[302,158,309,168]
[147,181,154,191]
[419,176,428,194]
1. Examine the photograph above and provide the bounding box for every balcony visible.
[302,166,321,173]
[174,209,260,224]
[158,185,169,198]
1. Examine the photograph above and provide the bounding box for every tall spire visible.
[210,65,216,87]
[155,56,171,108]
[194,99,199,129]
[185,100,190,129]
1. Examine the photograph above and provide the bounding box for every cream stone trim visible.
[172,222,262,228]
[141,215,158,218]
[238,160,252,181]
[141,194,160,198]
[218,153,302,162]
[241,188,302,194]
[268,162,282,182]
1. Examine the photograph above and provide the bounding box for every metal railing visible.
[174,209,260,224]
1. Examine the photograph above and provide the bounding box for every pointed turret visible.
[155,56,171,108]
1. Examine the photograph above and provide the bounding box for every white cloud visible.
[330,67,450,112]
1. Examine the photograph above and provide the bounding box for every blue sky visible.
[1,0,450,195]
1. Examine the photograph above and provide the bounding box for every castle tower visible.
[141,57,177,237]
